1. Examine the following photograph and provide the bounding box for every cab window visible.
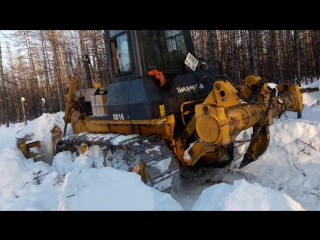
[110,31,132,74]
[142,30,191,69]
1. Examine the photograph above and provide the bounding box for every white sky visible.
[0,80,319,210]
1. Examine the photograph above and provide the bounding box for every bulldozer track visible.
[56,133,180,192]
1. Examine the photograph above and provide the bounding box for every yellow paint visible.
[159,104,165,117]
[178,75,303,167]
[93,83,101,88]
[214,81,243,107]
[18,140,41,159]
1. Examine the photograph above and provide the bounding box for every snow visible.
[153,157,171,173]
[301,79,320,89]
[192,179,304,210]
[110,134,138,145]
[57,167,182,210]
[0,82,320,210]
[183,142,195,161]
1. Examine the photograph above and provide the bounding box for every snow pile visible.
[0,116,184,210]
[58,167,183,211]
[15,112,70,165]
[0,147,183,210]
[301,91,320,107]
[192,179,305,210]
[301,79,320,89]
[0,159,62,210]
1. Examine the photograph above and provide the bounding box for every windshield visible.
[141,30,191,69]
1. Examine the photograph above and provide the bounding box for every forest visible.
[0,30,319,126]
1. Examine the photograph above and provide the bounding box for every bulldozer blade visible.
[51,125,62,156]
[239,125,270,169]
[17,133,42,159]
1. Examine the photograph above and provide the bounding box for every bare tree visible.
[55,30,69,90]
[24,30,41,118]
[6,41,21,122]
[48,30,63,111]
[65,30,74,78]
[207,30,220,73]
[0,41,9,127]
[274,30,283,82]
[40,31,52,113]
[248,30,257,75]
[294,30,301,86]
[230,30,239,83]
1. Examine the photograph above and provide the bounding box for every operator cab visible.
[104,30,195,83]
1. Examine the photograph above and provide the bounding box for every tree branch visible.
[298,139,317,151]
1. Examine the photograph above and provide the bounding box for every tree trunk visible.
[24,30,41,118]
[274,30,283,83]
[49,30,63,111]
[65,30,74,78]
[217,30,226,75]
[40,31,52,113]
[230,30,239,83]
[270,30,277,82]
[294,30,301,86]
[76,31,86,89]
[21,99,27,125]
[0,41,9,127]
[248,30,257,75]
[207,30,220,74]
[5,41,20,122]
[294,30,302,119]
[89,30,99,83]
[98,30,110,85]
[55,30,69,89]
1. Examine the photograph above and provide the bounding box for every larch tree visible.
[0,40,9,127]
[248,30,257,75]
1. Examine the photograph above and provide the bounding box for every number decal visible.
[113,114,124,120]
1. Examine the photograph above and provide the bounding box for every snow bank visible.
[301,79,320,89]
[15,112,72,165]
[192,179,305,210]
[0,160,62,210]
[58,167,183,211]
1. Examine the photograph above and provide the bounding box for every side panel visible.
[107,81,130,120]
[128,76,164,120]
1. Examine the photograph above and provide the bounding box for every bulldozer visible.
[17,30,303,192]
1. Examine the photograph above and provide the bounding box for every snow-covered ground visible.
[0,80,319,210]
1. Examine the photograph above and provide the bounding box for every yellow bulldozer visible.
[17,30,303,192]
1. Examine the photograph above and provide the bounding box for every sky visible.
[0,80,319,210]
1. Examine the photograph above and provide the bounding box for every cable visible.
[214,75,234,85]
[196,76,216,103]
[196,75,234,103]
